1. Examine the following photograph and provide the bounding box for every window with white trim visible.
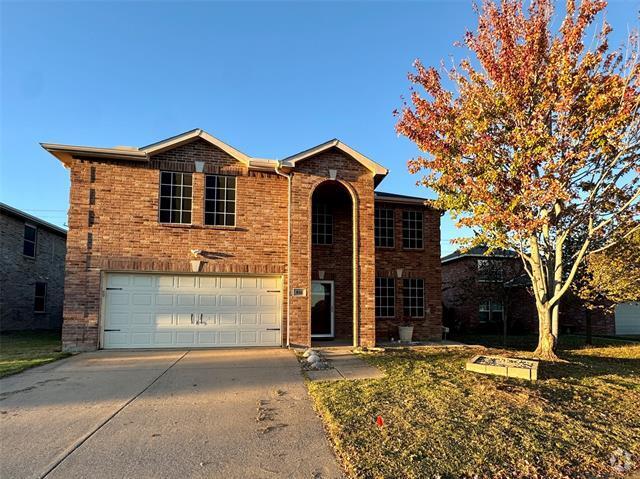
[375,277,395,317]
[23,224,37,258]
[34,282,47,313]
[375,208,394,248]
[204,175,236,226]
[159,172,192,224]
[479,300,504,323]
[402,210,423,249]
[403,278,424,317]
[312,203,333,245]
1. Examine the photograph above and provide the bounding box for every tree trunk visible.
[585,308,592,345]
[533,306,559,360]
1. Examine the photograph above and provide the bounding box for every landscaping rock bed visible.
[466,354,539,380]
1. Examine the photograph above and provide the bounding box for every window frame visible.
[204,174,237,227]
[158,171,193,225]
[479,300,503,323]
[375,277,396,318]
[23,224,37,258]
[34,282,47,313]
[403,278,425,318]
[375,208,395,248]
[312,202,333,245]
[402,210,424,250]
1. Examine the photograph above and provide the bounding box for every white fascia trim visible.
[282,139,389,177]
[141,129,252,166]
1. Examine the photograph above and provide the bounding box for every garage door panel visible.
[103,274,282,349]
[104,332,129,345]
[198,277,216,289]
[108,293,129,307]
[108,274,131,287]
[241,277,258,289]
[260,330,279,344]
[199,295,216,306]
[177,294,196,306]
[132,313,152,325]
[197,332,217,344]
[240,295,258,306]
[241,313,257,325]
[261,277,279,289]
[219,331,237,345]
[219,313,237,325]
[155,294,174,306]
[260,313,278,325]
[132,275,154,287]
[132,294,152,306]
[219,295,238,307]
[220,277,237,288]
[177,276,197,289]
[616,303,640,335]
[176,313,194,326]
[154,332,173,345]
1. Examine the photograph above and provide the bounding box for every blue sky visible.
[1,1,637,255]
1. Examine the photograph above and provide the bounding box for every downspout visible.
[275,161,292,347]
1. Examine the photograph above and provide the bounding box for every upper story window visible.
[159,172,192,224]
[312,203,333,245]
[375,208,394,248]
[23,224,37,258]
[403,278,425,318]
[205,175,236,227]
[375,277,395,318]
[402,210,423,249]
[479,300,503,323]
[34,282,47,313]
[477,259,504,282]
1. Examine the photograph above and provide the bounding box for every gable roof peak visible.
[281,138,389,182]
[141,129,251,165]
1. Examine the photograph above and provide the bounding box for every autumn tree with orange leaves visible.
[396,0,639,360]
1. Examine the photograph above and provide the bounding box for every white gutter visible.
[274,161,292,347]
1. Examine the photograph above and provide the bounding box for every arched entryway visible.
[310,181,355,344]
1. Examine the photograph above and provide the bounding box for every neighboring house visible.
[0,203,67,330]
[441,246,637,336]
[42,129,442,351]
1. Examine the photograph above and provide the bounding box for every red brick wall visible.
[62,139,288,351]
[311,184,354,340]
[441,256,615,335]
[374,202,442,341]
[61,139,444,351]
[288,148,376,348]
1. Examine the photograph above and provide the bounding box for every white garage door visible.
[615,302,640,335]
[102,273,282,349]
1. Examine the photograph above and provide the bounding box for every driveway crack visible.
[39,350,189,479]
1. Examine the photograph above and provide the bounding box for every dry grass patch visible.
[308,338,640,478]
[0,331,70,378]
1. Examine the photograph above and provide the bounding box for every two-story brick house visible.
[0,203,67,330]
[42,129,442,351]
[441,246,621,336]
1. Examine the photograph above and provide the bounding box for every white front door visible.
[102,273,282,348]
[311,280,334,338]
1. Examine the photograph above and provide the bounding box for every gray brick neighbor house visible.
[0,203,67,330]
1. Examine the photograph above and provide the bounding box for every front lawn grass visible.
[0,331,70,378]
[308,338,640,478]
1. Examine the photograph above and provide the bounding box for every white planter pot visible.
[398,325,414,342]
[190,260,203,272]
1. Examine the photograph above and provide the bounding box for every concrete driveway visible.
[0,349,343,479]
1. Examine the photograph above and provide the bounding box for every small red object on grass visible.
[376,415,384,427]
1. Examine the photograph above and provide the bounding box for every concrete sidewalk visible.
[306,348,385,382]
[0,349,343,479]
